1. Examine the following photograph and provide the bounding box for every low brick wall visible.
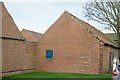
[2,38,37,76]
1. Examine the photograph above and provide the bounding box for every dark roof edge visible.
[0,36,25,41]
[104,43,119,49]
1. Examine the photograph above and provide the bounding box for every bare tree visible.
[84,0,120,56]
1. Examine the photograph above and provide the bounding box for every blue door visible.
[46,50,53,59]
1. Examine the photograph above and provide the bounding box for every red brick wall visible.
[21,30,37,42]
[24,42,37,70]
[0,3,1,38]
[0,38,2,77]
[2,39,36,76]
[1,2,37,76]
[2,39,25,72]
[36,12,100,74]
[101,44,117,73]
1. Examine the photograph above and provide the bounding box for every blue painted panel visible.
[46,50,53,59]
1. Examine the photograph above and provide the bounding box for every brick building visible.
[1,2,37,76]
[36,11,118,74]
[0,2,119,76]
[21,29,42,43]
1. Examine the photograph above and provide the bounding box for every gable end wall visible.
[36,12,101,74]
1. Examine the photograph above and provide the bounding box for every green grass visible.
[2,72,112,79]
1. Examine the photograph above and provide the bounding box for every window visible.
[46,50,53,59]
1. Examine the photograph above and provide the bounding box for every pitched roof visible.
[21,29,42,42]
[64,11,118,48]
[105,33,117,42]
[0,2,24,40]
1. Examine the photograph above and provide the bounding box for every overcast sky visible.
[1,0,113,33]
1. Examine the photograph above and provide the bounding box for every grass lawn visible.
[2,72,112,79]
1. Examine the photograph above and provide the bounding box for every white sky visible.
[1,0,113,33]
